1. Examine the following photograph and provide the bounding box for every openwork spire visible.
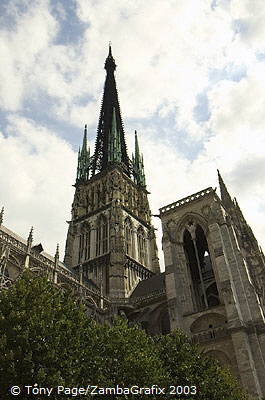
[217,169,233,209]
[91,46,130,176]
[132,131,146,187]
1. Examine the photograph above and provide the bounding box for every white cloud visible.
[0,0,265,268]
[0,115,76,258]
[230,0,265,50]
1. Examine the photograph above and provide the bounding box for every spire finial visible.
[0,206,4,226]
[105,43,116,72]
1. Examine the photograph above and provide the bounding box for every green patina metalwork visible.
[133,131,146,187]
[76,125,90,182]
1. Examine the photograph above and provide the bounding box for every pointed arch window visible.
[137,226,146,265]
[183,223,220,311]
[125,218,133,257]
[96,215,109,257]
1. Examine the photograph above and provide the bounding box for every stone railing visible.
[0,230,27,254]
[160,187,214,215]
[192,326,229,344]
[130,288,166,304]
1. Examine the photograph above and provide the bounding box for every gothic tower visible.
[160,174,265,398]
[64,46,160,300]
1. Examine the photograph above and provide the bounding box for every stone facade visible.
[160,186,265,398]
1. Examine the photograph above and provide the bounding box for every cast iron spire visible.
[91,45,130,176]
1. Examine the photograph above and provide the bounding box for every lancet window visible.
[125,218,133,257]
[183,223,220,311]
[137,226,146,265]
[96,215,109,257]
[78,223,91,263]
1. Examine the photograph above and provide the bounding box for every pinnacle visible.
[217,169,233,209]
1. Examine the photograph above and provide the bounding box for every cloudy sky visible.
[0,0,265,267]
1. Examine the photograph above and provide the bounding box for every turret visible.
[133,131,146,187]
[76,125,90,183]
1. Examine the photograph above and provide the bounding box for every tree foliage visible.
[0,272,249,399]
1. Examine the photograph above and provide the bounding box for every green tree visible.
[155,331,249,400]
[0,272,250,399]
[0,270,89,399]
[80,317,168,397]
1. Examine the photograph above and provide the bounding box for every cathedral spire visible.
[217,169,233,209]
[91,46,130,176]
[133,131,146,187]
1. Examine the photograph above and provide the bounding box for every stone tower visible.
[64,46,160,300]
[160,173,265,398]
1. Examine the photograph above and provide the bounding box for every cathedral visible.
[0,47,265,398]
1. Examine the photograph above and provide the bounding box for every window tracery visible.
[183,222,220,311]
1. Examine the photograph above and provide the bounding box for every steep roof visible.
[131,272,165,298]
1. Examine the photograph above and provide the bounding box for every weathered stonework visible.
[160,186,265,398]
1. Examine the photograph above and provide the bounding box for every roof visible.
[131,272,165,298]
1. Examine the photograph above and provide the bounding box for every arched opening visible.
[184,223,220,311]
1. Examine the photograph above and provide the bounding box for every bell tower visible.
[64,46,160,300]
[160,173,265,398]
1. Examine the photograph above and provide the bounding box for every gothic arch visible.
[177,212,209,242]
[183,224,220,311]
